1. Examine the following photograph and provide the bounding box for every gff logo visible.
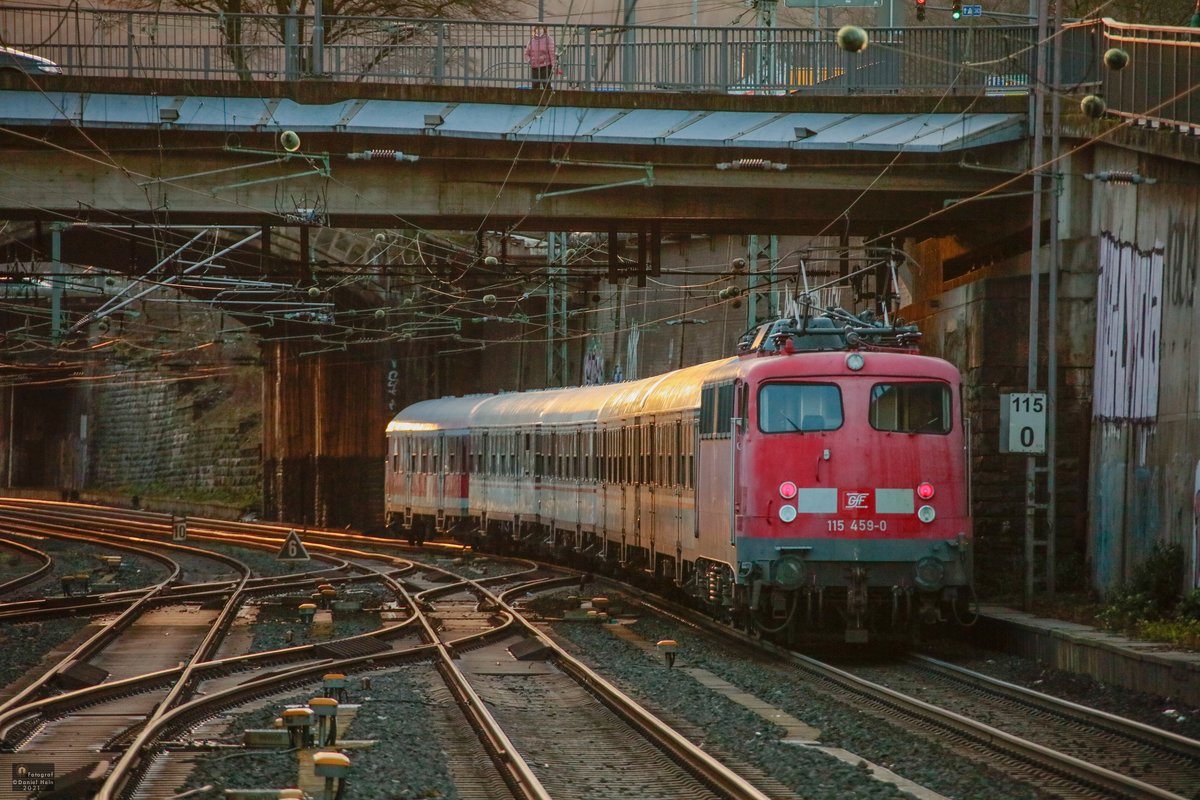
[844,492,870,510]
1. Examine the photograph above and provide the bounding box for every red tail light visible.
[779,481,798,499]
[916,482,935,500]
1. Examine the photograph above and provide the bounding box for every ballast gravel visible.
[175,668,456,799]
[550,614,1042,800]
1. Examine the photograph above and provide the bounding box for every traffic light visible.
[951,1,963,19]
[916,0,926,21]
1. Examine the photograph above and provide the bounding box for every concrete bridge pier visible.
[262,341,389,532]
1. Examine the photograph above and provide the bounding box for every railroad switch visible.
[656,639,678,668]
[322,673,347,702]
[313,751,351,800]
[283,706,315,748]
[223,786,306,799]
[310,697,340,746]
[310,609,336,638]
[61,573,90,596]
[242,728,292,748]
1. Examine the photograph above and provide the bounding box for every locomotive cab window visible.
[870,382,951,434]
[758,383,843,433]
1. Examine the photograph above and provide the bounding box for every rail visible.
[1,7,1197,125]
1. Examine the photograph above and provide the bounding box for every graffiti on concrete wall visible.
[1194,462,1200,589]
[1092,232,1164,423]
[583,339,606,386]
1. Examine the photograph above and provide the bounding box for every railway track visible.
[13,499,1194,800]
[631,594,1200,800]
[851,654,1200,799]
[0,502,780,799]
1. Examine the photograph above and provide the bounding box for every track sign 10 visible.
[1000,392,1047,454]
[172,516,187,542]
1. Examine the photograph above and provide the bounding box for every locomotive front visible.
[730,321,972,643]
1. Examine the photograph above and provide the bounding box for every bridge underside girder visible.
[0,130,1027,238]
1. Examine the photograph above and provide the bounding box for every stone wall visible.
[84,307,263,513]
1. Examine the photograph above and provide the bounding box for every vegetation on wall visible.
[1098,542,1200,650]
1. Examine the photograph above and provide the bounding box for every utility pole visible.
[875,0,897,27]
[623,0,637,87]
[546,233,569,387]
[312,0,324,75]
[755,0,778,88]
[1045,0,1063,597]
[50,222,67,345]
[1023,0,1049,610]
[746,235,779,329]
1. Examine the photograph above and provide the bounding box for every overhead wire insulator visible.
[716,159,788,171]
[1085,171,1157,185]
[347,150,419,162]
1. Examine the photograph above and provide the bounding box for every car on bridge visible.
[0,46,63,76]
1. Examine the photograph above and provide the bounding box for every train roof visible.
[388,356,740,432]
[386,394,494,432]
[387,348,959,433]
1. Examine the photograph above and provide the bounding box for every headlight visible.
[845,352,865,371]
[778,504,797,523]
[917,504,936,523]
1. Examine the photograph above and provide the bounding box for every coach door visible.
[730,381,745,545]
[436,432,446,530]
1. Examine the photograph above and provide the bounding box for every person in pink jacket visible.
[524,25,557,91]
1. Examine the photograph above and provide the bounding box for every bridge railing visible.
[1065,18,1200,129]
[1,5,1042,95]
[2,5,1195,125]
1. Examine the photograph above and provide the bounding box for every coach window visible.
[611,429,618,483]
[759,383,843,433]
[870,382,951,434]
[643,424,653,485]
[586,430,595,482]
[617,426,626,483]
[606,429,614,482]
[684,421,694,488]
[577,431,584,481]
[564,431,572,480]
[699,385,716,437]
[612,428,619,483]
[715,384,734,436]
[662,424,671,486]
[637,425,645,484]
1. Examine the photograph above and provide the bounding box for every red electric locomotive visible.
[385,310,973,642]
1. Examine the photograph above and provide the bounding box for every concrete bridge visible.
[0,9,1198,599]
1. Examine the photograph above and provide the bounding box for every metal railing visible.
[1,5,1040,94]
[1,5,1197,125]
[1083,18,1200,128]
